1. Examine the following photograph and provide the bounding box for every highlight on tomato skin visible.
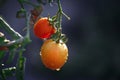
[33,17,56,39]
[40,39,68,71]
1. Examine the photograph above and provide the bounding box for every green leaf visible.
[0,38,5,45]
[18,0,25,3]
[0,51,5,61]
[51,31,60,41]
[60,34,68,43]
[2,67,16,77]
[51,15,57,21]
[0,17,23,39]
[0,32,5,45]
[16,56,26,80]
[0,70,6,80]
[16,8,26,18]
[6,49,16,64]
[0,67,16,80]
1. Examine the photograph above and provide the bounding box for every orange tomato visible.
[34,17,56,39]
[40,39,68,71]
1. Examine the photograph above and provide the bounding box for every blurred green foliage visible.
[0,0,8,7]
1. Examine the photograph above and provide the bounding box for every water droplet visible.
[40,52,42,56]
[13,67,16,69]
[56,68,60,71]
[65,60,67,63]
[2,64,4,66]
[18,44,21,47]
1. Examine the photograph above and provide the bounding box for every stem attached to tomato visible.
[53,0,70,43]
[56,0,62,43]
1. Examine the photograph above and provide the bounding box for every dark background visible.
[0,0,120,80]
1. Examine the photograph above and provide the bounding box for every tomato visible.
[0,46,8,51]
[33,17,56,39]
[40,39,68,71]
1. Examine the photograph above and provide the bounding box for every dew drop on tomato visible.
[56,68,60,71]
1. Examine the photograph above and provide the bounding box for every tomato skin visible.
[0,46,8,51]
[34,17,55,39]
[40,39,68,71]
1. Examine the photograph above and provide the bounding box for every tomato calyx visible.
[47,15,68,43]
[51,32,67,44]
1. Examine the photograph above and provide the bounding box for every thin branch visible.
[0,17,23,39]
[62,12,70,20]
[1,38,24,47]
[25,13,31,38]
[0,13,31,48]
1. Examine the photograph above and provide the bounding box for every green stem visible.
[1,38,23,47]
[7,49,16,64]
[55,0,63,43]
[0,17,23,39]
[23,13,31,45]
[0,68,6,80]
[25,13,30,38]
[16,49,26,80]
[57,0,62,12]
[18,0,24,9]
[57,0,70,20]
[62,12,70,20]
[57,0,62,29]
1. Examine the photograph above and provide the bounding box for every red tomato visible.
[33,17,56,39]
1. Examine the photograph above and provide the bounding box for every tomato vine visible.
[0,0,70,80]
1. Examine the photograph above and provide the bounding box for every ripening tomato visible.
[0,46,8,51]
[33,17,56,39]
[40,39,68,71]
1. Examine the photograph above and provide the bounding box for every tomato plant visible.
[40,39,68,71]
[0,0,70,79]
[33,17,56,39]
[36,0,70,71]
